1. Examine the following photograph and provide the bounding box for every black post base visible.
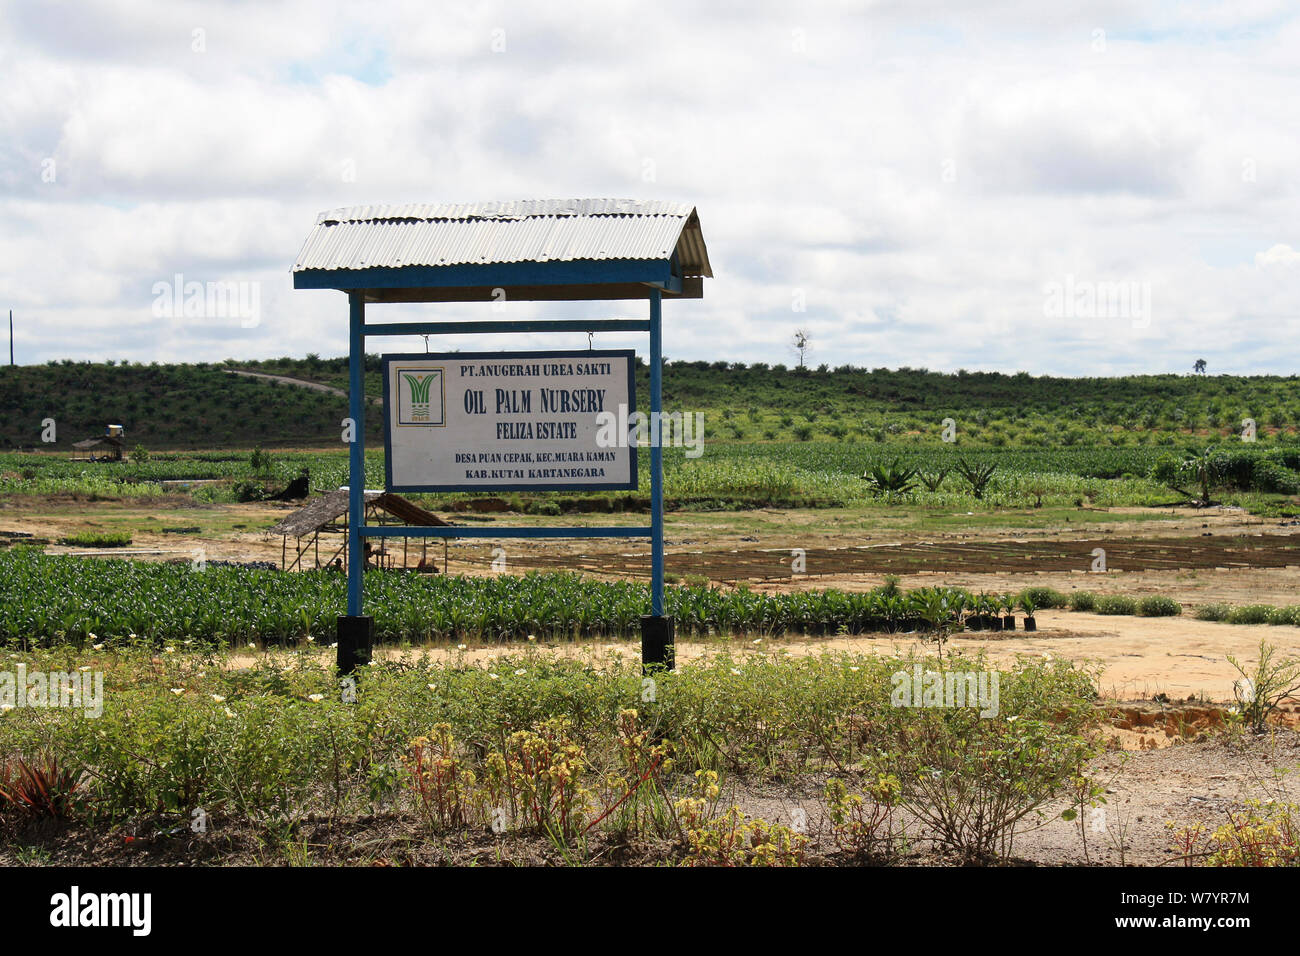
[337,615,374,676]
[640,615,675,672]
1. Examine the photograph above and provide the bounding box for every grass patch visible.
[57,531,132,548]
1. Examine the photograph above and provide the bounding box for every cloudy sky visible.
[1,0,1297,375]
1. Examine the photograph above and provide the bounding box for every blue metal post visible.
[649,288,664,616]
[347,293,365,615]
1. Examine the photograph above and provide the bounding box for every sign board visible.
[381,349,637,492]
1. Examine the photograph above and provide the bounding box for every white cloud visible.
[0,0,1297,374]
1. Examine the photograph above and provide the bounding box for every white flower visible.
[211,695,226,703]
[751,638,762,645]
[224,707,236,718]
[427,684,437,691]
[164,646,176,654]
[488,673,500,681]
[92,644,105,651]
[79,666,92,672]
[0,704,13,713]
[457,644,467,651]
[170,688,184,695]
[514,669,526,676]
[730,668,741,676]
[527,635,536,642]
[88,632,97,642]
[849,666,860,672]
[308,693,324,702]
[306,636,315,643]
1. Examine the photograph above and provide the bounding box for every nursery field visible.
[4,364,1300,869]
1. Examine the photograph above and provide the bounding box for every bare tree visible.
[792,328,811,368]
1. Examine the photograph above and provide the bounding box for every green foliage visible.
[0,360,382,449]
[0,645,1101,863]
[861,459,918,497]
[1170,801,1300,866]
[954,459,997,499]
[58,531,132,548]
[1094,595,1138,615]
[1018,587,1069,610]
[1195,603,1230,622]
[1137,595,1182,617]
[1226,605,1273,625]
[1226,640,1300,734]
[0,552,991,646]
[1069,591,1098,612]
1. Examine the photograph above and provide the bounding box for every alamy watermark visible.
[595,403,704,458]
[0,664,103,718]
[152,272,261,328]
[1043,274,1151,328]
[891,663,999,718]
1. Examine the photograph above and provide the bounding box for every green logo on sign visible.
[397,368,443,425]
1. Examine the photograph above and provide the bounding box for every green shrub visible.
[1018,586,1069,610]
[1250,459,1300,494]
[1095,595,1138,616]
[1137,595,1182,617]
[1068,591,1096,612]
[1266,605,1300,626]
[1195,603,1230,622]
[1227,605,1273,626]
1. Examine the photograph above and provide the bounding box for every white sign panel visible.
[382,349,638,492]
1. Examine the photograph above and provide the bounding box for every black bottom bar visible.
[336,615,374,675]
[640,615,675,671]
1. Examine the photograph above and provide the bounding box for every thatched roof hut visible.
[270,490,450,571]
[270,490,449,536]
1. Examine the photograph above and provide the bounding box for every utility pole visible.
[8,310,12,366]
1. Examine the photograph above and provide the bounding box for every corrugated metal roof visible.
[293,199,712,277]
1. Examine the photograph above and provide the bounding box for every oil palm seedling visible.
[999,593,1016,631]
[918,466,950,492]
[860,459,918,498]
[954,459,997,500]
[1019,594,1039,632]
